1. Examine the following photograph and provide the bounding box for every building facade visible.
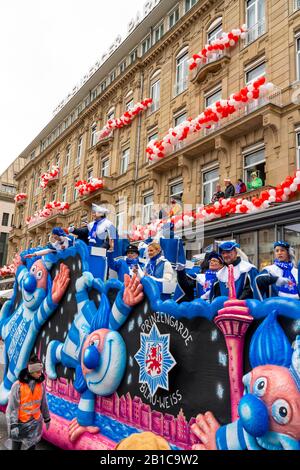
[7,0,300,269]
[0,157,26,266]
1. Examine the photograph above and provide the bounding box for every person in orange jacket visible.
[6,355,50,450]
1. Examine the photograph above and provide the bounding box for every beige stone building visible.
[0,157,26,266]
[7,0,300,269]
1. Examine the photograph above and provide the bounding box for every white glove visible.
[276,277,290,287]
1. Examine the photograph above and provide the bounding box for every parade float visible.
[0,237,299,451]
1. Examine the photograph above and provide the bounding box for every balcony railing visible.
[243,19,266,46]
[191,50,230,80]
[173,77,189,97]
[294,0,300,11]
[0,184,16,196]
[169,85,282,153]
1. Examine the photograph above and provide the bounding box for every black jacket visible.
[224,184,235,198]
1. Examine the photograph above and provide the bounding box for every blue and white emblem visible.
[135,323,176,396]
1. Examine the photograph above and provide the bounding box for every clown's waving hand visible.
[0,256,70,405]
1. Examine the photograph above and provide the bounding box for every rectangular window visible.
[150,80,160,112]
[90,124,97,147]
[76,136,83,166]
[2,213,9,226]
[170,180,183,199]
[208,22,223,43]
[244,147,265,190]
[119,60,126,74]
[148,132,159,143]
[87,168,93,180]
[142,193,154,224]
[169,8,179,28]
[203,168,219,205]
[73,188,78,202]
[120,148,130,174]
[55,154,60,167]
[245,0,265,45]
[62,186,67,202]
[185,0,196,13]
[100,81,107,92]
[116,212,125,234]
[107,109,115,121]
[205,88,222,107]
[153,23,164,44]
[64,146,71,175]
[297,132,300,167]
[126,99,134,111]
[101,158,110,177]
[245,62,266,111]
[294,0,300,11]
[130,49,137,64]
[142,36,151,55]
[175,52,188,96]
[297,37,300,81]
[110,70,116,83]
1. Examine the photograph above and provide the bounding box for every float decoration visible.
[75,178,104,197]
[146,76,272,162]
[130,170,300,241]
[40,165,60,189]
[25,200,70,227]
[14,193,27,204]
[96,98,153,142]
[188,25,247,71]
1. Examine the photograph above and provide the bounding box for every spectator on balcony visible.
[236,178,247,194]
[143,242,175,300]
[254,241,300,301]
[168,196,183,217]
[211,184,225,203]
[224,178,235,198]
[247,171,263,191]
[210,241,258,300]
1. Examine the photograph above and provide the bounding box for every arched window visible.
[207,17,223,43]
[150,70,161,113]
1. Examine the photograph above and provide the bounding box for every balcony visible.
[27,212,67,232]
[8,227,23,241]
[191,50,231,84]
[243,19,266,47]
[0,184,16,201]
[80,176,113,206]
[148,85,282,169]
[46,174,59,187]
[96,132,113,150]
[15,198,27,207]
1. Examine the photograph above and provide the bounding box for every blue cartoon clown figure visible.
[0,256,70,405]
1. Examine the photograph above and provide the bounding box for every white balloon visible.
[268,196,276,203]
[290,183,297,192]
[294,177,300,184]
[284,187,291,195]
[269,189,276,197]
[282,194,288,201]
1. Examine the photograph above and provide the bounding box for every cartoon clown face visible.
[22,259,49,310]
[81,328,126,396]
[241,364,300,444]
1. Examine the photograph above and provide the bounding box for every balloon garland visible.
[130,171,300,241]
[75,178,104,197]
[146,76,272,162]
[97,98,153,142]
[0,264,15,278]
[188,25,247,71]
[40,165,60,189]
[26,200,70,226]
[14,193,27,203]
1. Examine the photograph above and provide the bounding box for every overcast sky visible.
[0,0,146,175]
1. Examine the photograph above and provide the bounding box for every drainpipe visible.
[132,68,144,226]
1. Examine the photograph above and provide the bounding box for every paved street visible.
[0,342,57,451]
